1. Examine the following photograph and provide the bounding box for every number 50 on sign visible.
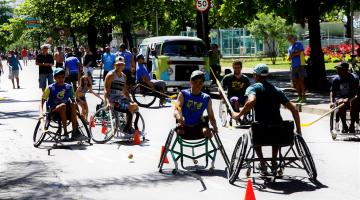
[195,0,210,12]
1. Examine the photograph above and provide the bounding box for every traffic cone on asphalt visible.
[101,120,107,134]
[133,129,141,145]
[244,178,256,200]
[90,115,95,127]
[160,146,169,164]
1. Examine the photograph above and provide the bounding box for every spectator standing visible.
[7,50,22,89]
[83,46,96,83]
[36,44,54,91]
[21,47,28,66]
[101,46,116,81]
[208,44,222,83]
[54,46,65,68]
[119,43,135,85]
[64,50,81,87]
[287,34,307,103]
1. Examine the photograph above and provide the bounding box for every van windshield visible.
[162,41,206,57]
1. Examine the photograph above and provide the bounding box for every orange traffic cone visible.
[90,115,95,127]
[160,146,169,164]
[101,120,107,134]
[244,178,256,200]
[133,129,141,145]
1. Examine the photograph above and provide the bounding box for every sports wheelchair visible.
[33,102,91,148]
[228,121,317,184]
[158,126,230,175]
[330,104,360,140]
[89,103,146,144]
[218,99,255,128]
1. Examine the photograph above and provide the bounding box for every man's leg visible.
[271,146,279,172]
[52,104,68,134]
[338,103,348,132]
[11,77,15,89]
[124,102,138,132]
[47,73,54,86]
[349,100,359,132]
[70,102,78,131]
[254,146,267,171]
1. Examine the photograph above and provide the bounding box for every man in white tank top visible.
[104,56,138,133]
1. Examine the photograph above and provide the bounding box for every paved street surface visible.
[0,61,359,200]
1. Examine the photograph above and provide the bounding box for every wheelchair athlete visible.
[330,62,359,133]
[174,70,218,139]
[40,68,88,141]
[232,64,301,174]
[104,56,139,134]
[221,60,250,112]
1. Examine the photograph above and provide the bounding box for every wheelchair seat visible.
[250,120,294,146]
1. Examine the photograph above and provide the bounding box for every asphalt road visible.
[0,61,359,200]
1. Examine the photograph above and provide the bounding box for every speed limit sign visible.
[195,0,210,12]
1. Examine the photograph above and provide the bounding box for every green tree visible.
[247,13,293,64]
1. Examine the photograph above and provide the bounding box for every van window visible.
[162,41,206,57]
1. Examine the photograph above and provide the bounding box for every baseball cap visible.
[253,64,269,76]
[190,70,205,81]
[115,56,125,65]
[335,62,349,69]
[53,68,65,76]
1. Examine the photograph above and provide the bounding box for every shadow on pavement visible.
[0,110,38,120]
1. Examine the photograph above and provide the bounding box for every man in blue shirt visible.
[232,64,301,174]
[174,70,218,139]
[288,34,306,103]
[7,50,22,89]
[101,46,116,81]
[119,43,135,85]
[330,62,359,133]
[135,54,166,105]
[64,50,81,87]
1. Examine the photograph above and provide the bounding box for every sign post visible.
[195,0,210,41]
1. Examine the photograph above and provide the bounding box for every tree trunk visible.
[99,24,113,48]
[121,22,133,49]
[345,13,352,38]
[306,4,329,91]
[87,16,97,54]
[70,28,77,49]
[196,11,210,50]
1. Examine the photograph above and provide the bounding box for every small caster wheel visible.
[172,169,177,175]
[277,168,283,176]
[209,167,215,173]
[193,159,198,165]
[77,141,83,145]
[159,169,163,173]
[246,168,251,177]
[331,133,337,140]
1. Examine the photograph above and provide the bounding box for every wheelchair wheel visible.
[90,107,116,144]
[33,117,50,147]
[213,130,230,169]
[77,113,91,143]
[131,84,156,108]
[294,134,317,180]
[229,133,248,184]
[219,100,228,127]
[158,129,175,172]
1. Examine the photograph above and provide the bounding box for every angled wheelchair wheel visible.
[294,134,317,180]
[133,112,145,133]
[77,113,91,143]
[90,107,116,144]
[131,84,156,108]
[219,100,228,127]
[229,133,248,184]
[213,131,230,168]
[158,129,175,172]
[33,117,50,147]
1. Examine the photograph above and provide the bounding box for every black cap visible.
[335,62,349,69]
[190,70,205,81]
[136,54,144,61]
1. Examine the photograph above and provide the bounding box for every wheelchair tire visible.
[213,131,230,169]
[158,129,175,172]
[228,133,248,184]
[90,107,116,144]
[131,84,156,108]
[294,134,317,180]
[33,118,50,148]
[77,113,91,143]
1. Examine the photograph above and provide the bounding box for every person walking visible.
[83,46,96,84]
[7,50,22,89]
[21,47,28,66]
[64,50,81,87]
[209,44,222,84]
[54,46,65,68]
[101,46,116,81]
[287,34,307,103]
[36,44,54,91]
[118,43,135,86]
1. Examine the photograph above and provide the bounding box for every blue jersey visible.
[136,63,151,83]
[181,89,210,126]
[64,56,80,74]
[9,55,20,70]
[102,52,116,72]
[42,83,75,109]
[119,50,132,71]
[288,41,304,68]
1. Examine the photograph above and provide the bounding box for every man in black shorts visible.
[174,70,218,139]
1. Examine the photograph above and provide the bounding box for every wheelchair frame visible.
[158,128,230,175]
[229,127,317,184]
[219,99,255,128]
[89,106,146,144]
[33,110,91,148]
